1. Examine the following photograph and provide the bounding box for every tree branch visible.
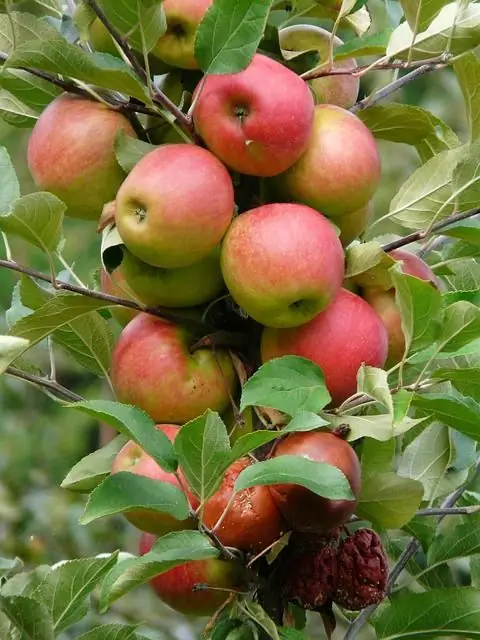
[302,58,449,81]
[381,207,480,253]
[5,366,85,402]
[344,456,480,639]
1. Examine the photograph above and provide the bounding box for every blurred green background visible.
[0,0,469,637]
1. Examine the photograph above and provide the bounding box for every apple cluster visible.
[24,0,437,619]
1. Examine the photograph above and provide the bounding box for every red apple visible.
[220,203,345,328]
[388,249,438,284]
[269,432,361,533]
[111,314,237,424]
[112,424,199,535]
[140,532,245,616]
[203,458,285,553]
[27,95,136,220]
[261,288,388,406]
[151,0,213,69]
[274,104,381,217]
[100,267,140,327]
[193,54,315,177]
[115,144,234,268]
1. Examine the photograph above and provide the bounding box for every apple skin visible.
[111,314,237,424]
[140,532,244,616]
[151,0,213,69]
[337,203,372,248]
[100,267,140,327]
[261,288,388,406]
[115,144,234,269]
[203,458,285,553]
[279,25,359,109]
[388,249,438,284]
[27,95,136,221]
[112,424,199,535]
[121,247,225,308]
[220,203,345,328]
[274,104,381,217]
[269,431,361,533]
[193,54,315,177]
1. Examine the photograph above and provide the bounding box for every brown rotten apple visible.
[274,104,381,217]
[115,144,234,269]
[220,203,345,328]
[193,54,315,177]
[261,288,388,405]
[111,314,237,424]
[269,432,361,533]
[112,424,199,535]
[28,95,136,221]
[363,249,439,366]
[140,532,245,616]
[203,458,285,553]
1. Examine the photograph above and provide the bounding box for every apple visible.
[88,17,119,57]
[111,313,237,424]
[192,54,315,177]
[269,431,361,533]
[279,25,359,109]
[112,424,199,535]
[27,95,136,221]
[140,532,244,616]
[337,203,372,247]
[151,0,213,69]
[146,73,186,145]
[363,249,439,366]
[261,288,388,406]
[274,104,381,218]
[203,458,285,553]
[100,267,140,327]
[220,203,345,328]
[115,144,235,269]
[222,405,255,446]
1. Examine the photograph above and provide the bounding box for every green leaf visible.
[0,68,61,116]
[361,437,395,474]
[0,11,62,54]
[0,558,24,582]
[356,471,423,528]
[440,218,480,245]
[0,595,54,640]
[283,412,329,432]
[333,29,392,59]
[454,52,480,143]
[96,0,166,52]
[195,0,274,74]
[174,410,231,502]
[398,422,471,500]
[66,400,177,472]
[0,192,65,252]
[0,147,19,215]
[61,435,128,492]
[243,602,280,640]
[403,516,437,551]
[115,130,157,173]
[387,2,480,60]
[6,39,149,103]
[230,430,282,462]
[1,566,52,598]
[234,456,354,500]
[33,554,118,633]
[80,472,190,525]
[438,301,480,352]
[78,625,148,640]
[428,520,480,566]
[413,394,480,442]
[99,530,219,608]
[372,588,480,638]
[357,365,393,413]
[240,356,331,416]
[433,366,480,398]
[399,0,450,32]
[328,413,425,442]
[345,241,397,289]
[0,336,30,374]
[391,267,443,357]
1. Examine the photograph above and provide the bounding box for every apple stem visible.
[189,331,250,354]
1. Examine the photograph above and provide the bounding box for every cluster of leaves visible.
[0,0,479,638]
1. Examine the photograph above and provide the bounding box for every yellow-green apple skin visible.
[100,267,140,327]
[279,25,359,109]
[274,104,381,217]
[120,247,225,308]
[111,314,237,424]
[192,54,315,177]
[151,0,213,69]
[337,203,372,247]
[115,144,235,269]
[88,17,119,56]
[27,95,136,221]
[261,288,388,406]
[220,203,345,328]
[363,249,439,366]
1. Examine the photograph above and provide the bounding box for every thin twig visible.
[302,58,448,81]
[5,366,85,402]
[416,505,480,516]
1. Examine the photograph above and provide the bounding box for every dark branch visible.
[302,58,448,81]
[5,366,85,402]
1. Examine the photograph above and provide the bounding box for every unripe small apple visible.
[140,532,245,616]
[112,424,199,535]
[203,458,285,553]
[269,431,361,533]
[100,267,140,327]
[115,144,235,269]
[261,288,388,406]
[220,203,345,328]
